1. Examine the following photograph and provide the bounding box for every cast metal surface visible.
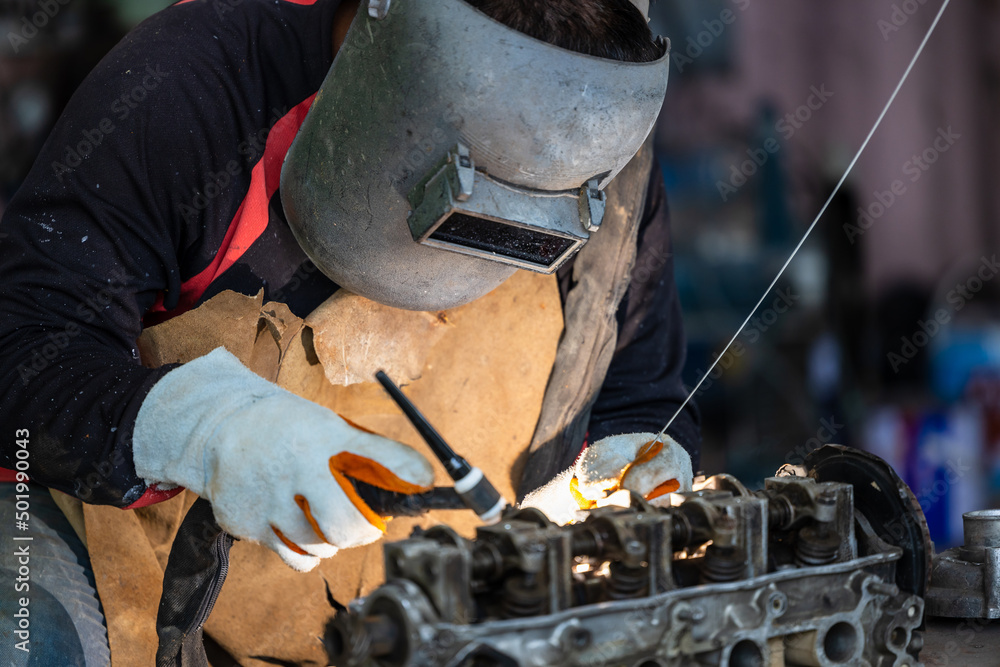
[926,509,1000,619]
[327,447,928,667]
[805,445,932,599]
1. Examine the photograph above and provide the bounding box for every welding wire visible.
[652,0,952,446]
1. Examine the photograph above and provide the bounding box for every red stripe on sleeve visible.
[0,466,184,510]
[147,94,316,322]
[131,97,320,507]
[0,467,183,511]
[125,484,185,509]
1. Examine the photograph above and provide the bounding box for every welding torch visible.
[352,371,508,523]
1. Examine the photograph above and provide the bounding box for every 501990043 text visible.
[11,428,32,654]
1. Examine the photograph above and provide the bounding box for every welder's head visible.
[465,0,662,63]
[280,0,671,311]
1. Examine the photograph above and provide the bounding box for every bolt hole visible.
[823,622,859,663]
[728,639,764,667]
[890,627,907,647]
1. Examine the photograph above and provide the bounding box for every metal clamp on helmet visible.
[407,143,606,273]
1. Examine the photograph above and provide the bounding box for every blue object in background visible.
[866,405,985,549]
[910,412,951,546]
[931,326,1000,403]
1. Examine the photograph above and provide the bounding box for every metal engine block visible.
[926,509,1000,619]
[327,446,930,667]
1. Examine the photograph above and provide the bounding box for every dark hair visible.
[466,0,662,63]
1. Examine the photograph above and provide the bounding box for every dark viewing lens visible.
[429,213,575,267]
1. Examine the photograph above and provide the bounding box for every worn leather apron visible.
[81,269,563,666]
[61,139,654,666]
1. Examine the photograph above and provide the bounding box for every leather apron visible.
[82,269,563,666]
[61,139,654,666]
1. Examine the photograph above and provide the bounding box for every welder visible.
[0,0,700,663]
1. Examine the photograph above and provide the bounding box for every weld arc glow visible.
[654,0,952,445]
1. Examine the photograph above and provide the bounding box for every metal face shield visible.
[280,0,671,310]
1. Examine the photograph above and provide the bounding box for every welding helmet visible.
[280,0,670,311]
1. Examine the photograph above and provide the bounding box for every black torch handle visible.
[374,370,508,522]
[353,483,465,517]
[374,370,471,480]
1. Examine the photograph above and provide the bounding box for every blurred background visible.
[648,0,1000,550]
[0,0,995,548]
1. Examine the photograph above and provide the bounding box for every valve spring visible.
[795,525,840,567]
[471,544,503,581]
[699,545,746,583]
[501,596,545,619]
[766,497,792,529]
[607,562,648,600]
[501,576,547,619]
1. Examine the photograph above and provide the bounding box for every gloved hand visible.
[132,347,434,571]
[521,432,693,525]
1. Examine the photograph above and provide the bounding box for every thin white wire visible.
[654,0,952,445]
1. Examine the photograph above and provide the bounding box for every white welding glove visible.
[522,432,693,525]
[132,347,434,571]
